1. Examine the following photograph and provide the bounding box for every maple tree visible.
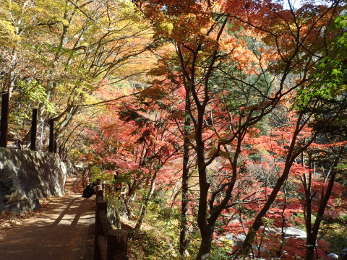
[214,104,346,259]
[295,11,347,259]
[132,0,345,258]
[83,86,181,231]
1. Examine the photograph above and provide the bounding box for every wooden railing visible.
[94,186,128,260]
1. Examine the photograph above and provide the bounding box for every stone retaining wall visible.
[0,148,69,213]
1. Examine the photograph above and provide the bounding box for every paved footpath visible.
[0,178,95,260]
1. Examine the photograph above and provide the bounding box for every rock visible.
[327,253,339,259]
[341,248,347,260]
[282,227,307,239]
[0,148,68,213]
[265,226,307,239]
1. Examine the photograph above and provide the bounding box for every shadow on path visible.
[0,178,95,260]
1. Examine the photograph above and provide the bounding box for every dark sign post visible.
[48,119,55,153]
[0,92,9,148]
[30,108,38,151]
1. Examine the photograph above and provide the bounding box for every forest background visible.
[0,0,346,259]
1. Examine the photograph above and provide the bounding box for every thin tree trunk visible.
[196,109,212,260]
[122,196,133,219]
[0,92,9,148]
[134,172,157,232]
[305,148,343,260]
[179,88,191,257]
[238,114,312,257]
[123,183,138,219]
[303,158,313,259]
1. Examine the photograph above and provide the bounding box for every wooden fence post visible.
[95,191,107,260]
[30,108,38,151]
[94,183,129,260]
[48,119,55,152]
[107,230,128,260]
[0,92,9,148]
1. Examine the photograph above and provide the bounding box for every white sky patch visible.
[282,0,302,9]
[282,0,332,9]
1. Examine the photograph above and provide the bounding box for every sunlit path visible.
[0,178,95,260]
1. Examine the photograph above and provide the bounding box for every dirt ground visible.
[0,177,95,260]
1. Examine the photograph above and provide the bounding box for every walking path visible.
[0,177,95,260]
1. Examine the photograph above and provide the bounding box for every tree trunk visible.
[134,173,157,232]
[123,182,138,220]
[30,108,38,151]
[238,114,312,257]
[305,237,316,260]
[305,148,343,260]
[0,92,9,147]
[195,108,212,259]
[196,225,213,260]
[303,163,314,260]
[238,159,297,257]
[179,90,191,257]
[122,196,133,220]
[48,119,55,152]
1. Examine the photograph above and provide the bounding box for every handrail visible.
[94,185,128,260]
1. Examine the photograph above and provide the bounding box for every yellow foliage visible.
[159,21,174,35]
[0,20,20,46]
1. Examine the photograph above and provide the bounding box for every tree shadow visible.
[0,194,95,260]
